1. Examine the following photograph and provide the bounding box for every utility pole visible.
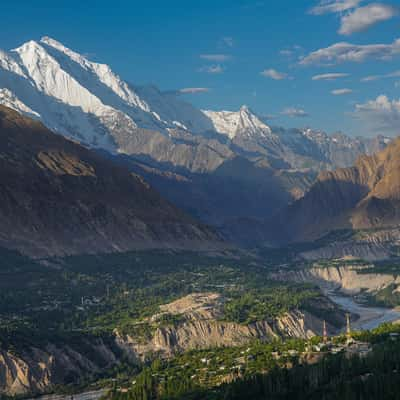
[346,313,352,344]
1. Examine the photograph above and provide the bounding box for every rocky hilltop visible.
[0,105,222,257]
[115,292,344,361]
[273,137,400,245]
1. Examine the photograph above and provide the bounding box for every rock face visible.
[300,241,393,262]
[0,339,119,396]
[115,293,342,361]
[274,265,400,296]
[0,105,223,257]
[272,138,400,245]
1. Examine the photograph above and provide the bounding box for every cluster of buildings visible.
[310,315,372,357]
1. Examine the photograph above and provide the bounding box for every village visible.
[118,314,392,394]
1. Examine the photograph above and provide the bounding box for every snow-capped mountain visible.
[0,37,390,174]
[203,105,272,139]
[0,37,212,153]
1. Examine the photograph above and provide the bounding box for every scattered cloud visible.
[280,49,294,57]
[279,45,303,57]
[261,68,291,80]
[353,95,400,135]
[198,65,224,74]
[361,75,380,82]
[220,37,234,48]
[339,4,398,35]
[300,38,400,65]
[281,107,309,117]
[309,0,362,15]
[200,54,231,62]
[312,72,350,80]
[179,87,210,94]
[361,70,400,82]
[331,88,353,95]
[387,70,400,78]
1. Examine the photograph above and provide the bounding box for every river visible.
[26,389,107,400]
[326,290,400,331]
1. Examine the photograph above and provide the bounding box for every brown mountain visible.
[0,106,223,257]
[274,137,400,243]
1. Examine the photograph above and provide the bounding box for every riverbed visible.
[327,290,400,331]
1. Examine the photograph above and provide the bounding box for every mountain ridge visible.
[0,105,223,257]
[273,137,400,244]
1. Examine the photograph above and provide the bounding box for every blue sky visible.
[1,0,400,136]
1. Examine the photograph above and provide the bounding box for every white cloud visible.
[312,72,350,80]
[300,38,400,65]
[221,37,234,47]
[199,65,224,74]
[361,70,400,82]
[281,107,309,117]
[280,49,293,57]
[179,87,210,94]
[200,54,231,62]
[339,4,398,35]
[279,45,303,57]
[388,70,400,78]
[361,75,380,82]
[309,0,362,15]
[353,95,400,135]
[331,88,353,95]
[261,68,290,80]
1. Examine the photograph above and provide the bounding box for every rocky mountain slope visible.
[0,105,222,257]
[272,138,400,244]
[0,337,119,396]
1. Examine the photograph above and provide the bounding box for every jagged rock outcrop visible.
[0,340,119,396]
[273,265,400,296]
[114,293,342,361]
[300,242,392,262]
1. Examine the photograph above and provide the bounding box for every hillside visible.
[274,137,400,243]
[0,105,222,257]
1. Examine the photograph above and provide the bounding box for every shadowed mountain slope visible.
[0,105,223,257]
[273,137,400,243]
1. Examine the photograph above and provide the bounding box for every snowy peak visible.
[134,85,215,133]
[0,36,226,152]
[203,106,272,139]
[0,89,40,120]
[39,37,152,113]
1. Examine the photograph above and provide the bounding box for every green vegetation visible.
[0,248,328,349]
[222,284,320,324]
[107,323,400,400]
